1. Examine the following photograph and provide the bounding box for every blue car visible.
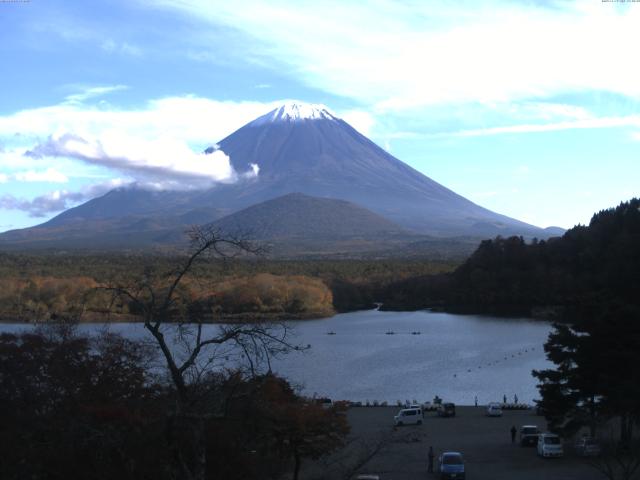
[438,451,465,480]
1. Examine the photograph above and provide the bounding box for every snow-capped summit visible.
[250,102,337,126]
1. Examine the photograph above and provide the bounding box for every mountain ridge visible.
[0,102,561,254]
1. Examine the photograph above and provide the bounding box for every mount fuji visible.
[0,102,556,253]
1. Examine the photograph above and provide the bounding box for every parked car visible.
[574,436,601,457]
[394,407,423,426]
[438,451,465,479]
[437,402,456,417]
[355,475,380,480]
[317,397,333,409]
[486,402,503,417]
[519,425,540,446]
[537,433,564,458]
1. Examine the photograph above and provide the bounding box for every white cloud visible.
[431,115,640,138]
[151,1,640,111]
[519,103,592,121]
[376,112,640,140]
[63,85,129,105]
[0,179,128,217]
[0,92,284,192]
[0,95,278,150]
[13,168,69,183]
[341,109,375,136]
[245,163,259,178]
[27,131,237,187]
[101,39,143,56]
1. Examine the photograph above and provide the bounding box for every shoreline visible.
[0,303,558,324]
[0,309,337,325]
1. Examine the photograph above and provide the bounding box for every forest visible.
[380,198,640,321]
[0,252,456,322]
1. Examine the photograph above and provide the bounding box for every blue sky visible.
[1,0,639,232]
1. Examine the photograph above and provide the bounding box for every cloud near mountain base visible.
[26,131,247,188]
[0,179,128,218]
[1,131,261,218]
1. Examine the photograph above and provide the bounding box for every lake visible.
[1,309,553,405]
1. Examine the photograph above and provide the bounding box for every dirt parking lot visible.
[339,406,602,480]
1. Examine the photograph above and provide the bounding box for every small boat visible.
[326,331,336,335]
[411,331,421,335]
[385,330,395,335]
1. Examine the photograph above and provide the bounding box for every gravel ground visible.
[332,406,602,480]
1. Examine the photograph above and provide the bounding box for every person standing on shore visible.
[474,395,478,407]
[510,425,517,444]
[428,446,434,473]
[503,394,507,404]
[514,394,518,404]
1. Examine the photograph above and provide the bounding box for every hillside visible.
[211,193,405,239]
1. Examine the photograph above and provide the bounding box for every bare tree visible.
[587,439,640,480]
[105,226,300,480]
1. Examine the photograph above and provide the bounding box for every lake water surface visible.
[2,309,553,405]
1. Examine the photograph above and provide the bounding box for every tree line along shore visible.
[0,254,456,323]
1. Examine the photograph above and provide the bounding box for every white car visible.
[394,407,423,426]
[537,433,564,458]
[486,402,503,417]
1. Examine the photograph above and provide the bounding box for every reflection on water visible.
[1,309,552,405]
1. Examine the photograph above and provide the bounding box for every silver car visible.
[574,436,601,457]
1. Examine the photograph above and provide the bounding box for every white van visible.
[394,408,423,426]
[537,433,564,458]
